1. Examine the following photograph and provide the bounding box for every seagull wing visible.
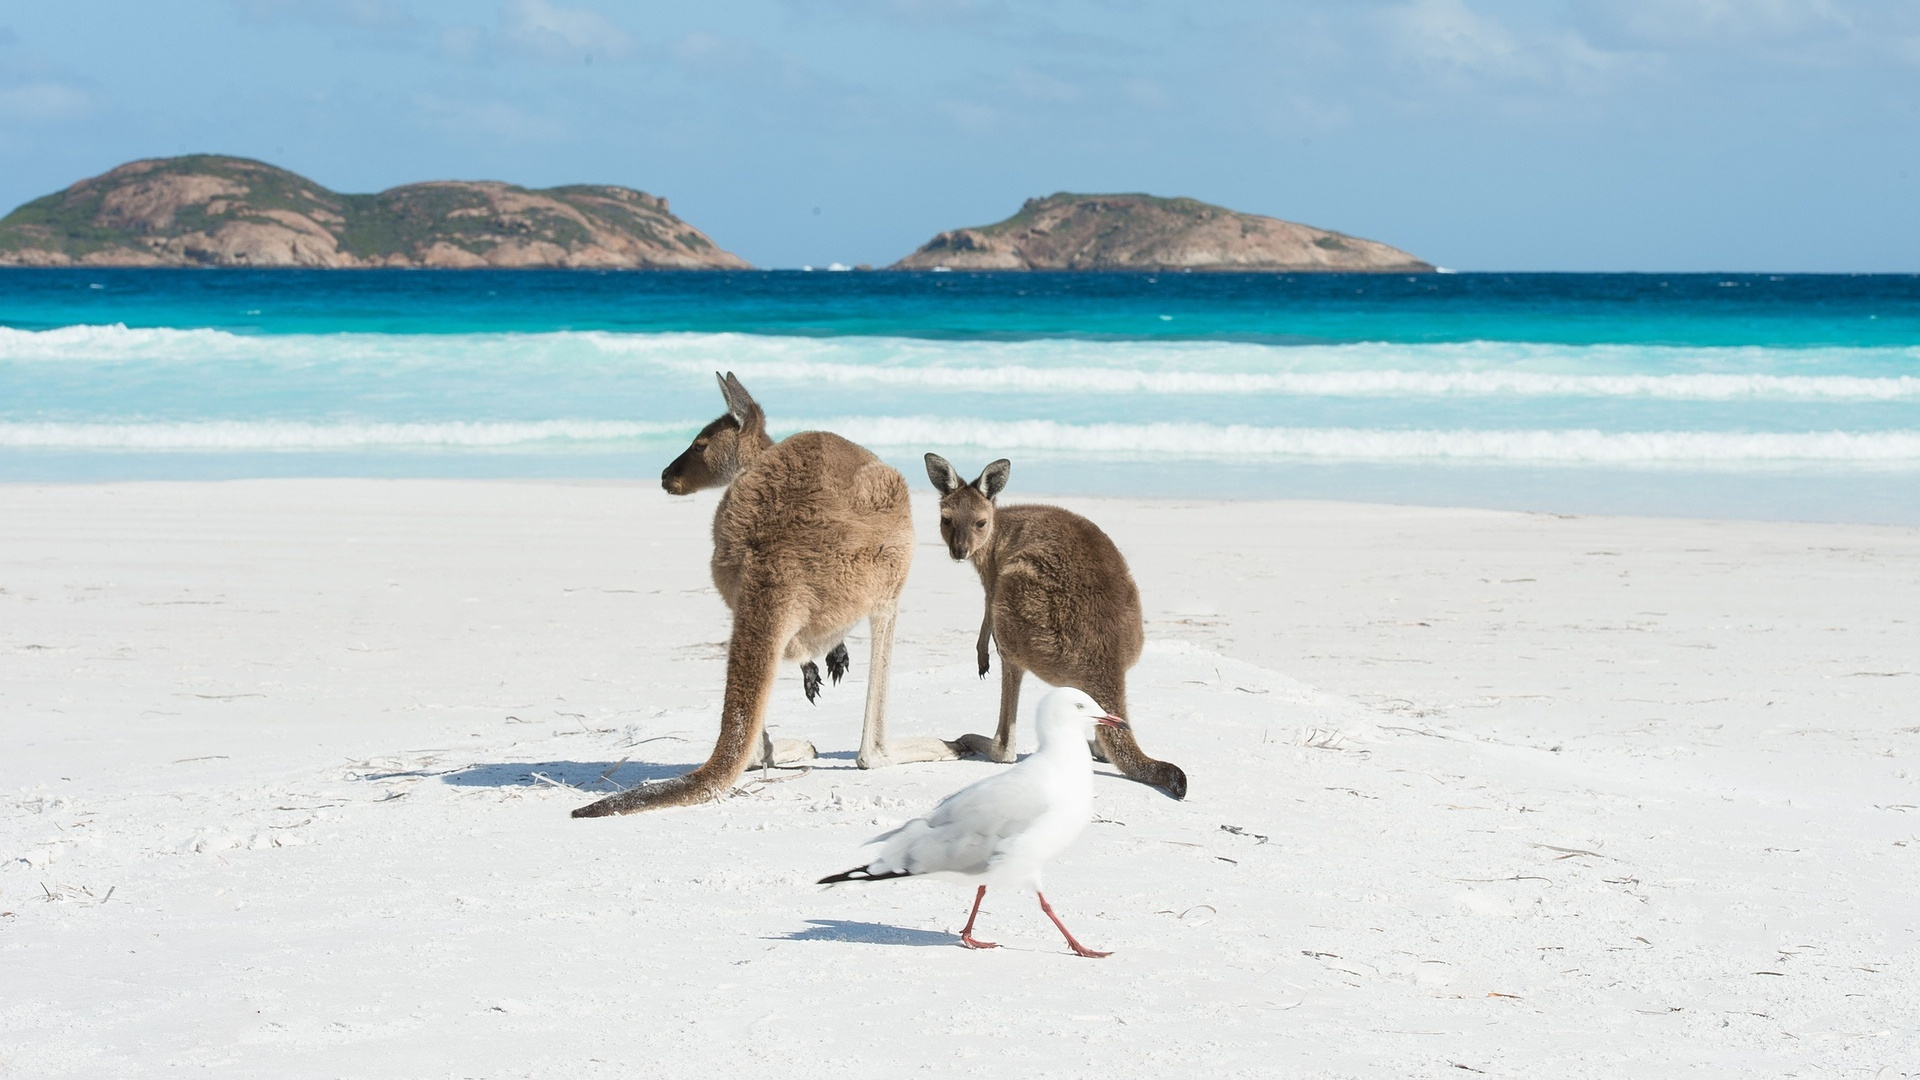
[867,768,1053,878]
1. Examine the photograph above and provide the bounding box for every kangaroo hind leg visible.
[857,598,955,768]
[952,652,1023,763]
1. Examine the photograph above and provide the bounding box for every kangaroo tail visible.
[572,598,789,818]
[1087,678,1188,801]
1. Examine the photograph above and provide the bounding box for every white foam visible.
[6,415,1918,467]
[735,360,1920,401]
[5,325,1919,402]
[801,417,1920,467]
[0,420,684,450]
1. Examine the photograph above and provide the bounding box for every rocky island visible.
[893,192,1430,273]
[0,155,748,269]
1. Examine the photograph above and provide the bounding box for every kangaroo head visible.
[661,372,771,496]
[925,453,1010,561]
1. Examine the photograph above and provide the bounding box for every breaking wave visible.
[5,324,1920,401]
[8,416,1918,468]
[0,420,684,450]
[818,417,1920,466]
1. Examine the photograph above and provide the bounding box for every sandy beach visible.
[3,479,1916,1078]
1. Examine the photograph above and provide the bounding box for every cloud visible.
[1577,0,1855,47]
[1377,0,1635,87]
[499,0,634,63]
[0,81,93,123]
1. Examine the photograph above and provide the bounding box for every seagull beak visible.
[1097,714,1130,732]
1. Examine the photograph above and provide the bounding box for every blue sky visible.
[1,0,1916,271]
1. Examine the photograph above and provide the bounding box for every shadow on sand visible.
[441,760,694,790]
[772,920,957,948]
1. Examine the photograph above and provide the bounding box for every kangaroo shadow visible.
[772,919,957,948]
[441,760,694,790]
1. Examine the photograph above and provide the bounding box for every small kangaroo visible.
[572,374,954,817]
[924,454,1188,800]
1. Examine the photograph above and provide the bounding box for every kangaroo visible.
[924,454,1188,800]
[572,374,954,817]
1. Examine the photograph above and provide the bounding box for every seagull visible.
[818,686,1126,958]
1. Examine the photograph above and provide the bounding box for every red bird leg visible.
[959,885,998,950]
[1037,891,1110,958]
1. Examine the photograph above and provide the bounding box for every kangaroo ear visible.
[716,371,760,427]
[974,459,1011,500]
[924,453,963,495]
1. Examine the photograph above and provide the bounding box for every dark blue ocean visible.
[4,269,1918,522]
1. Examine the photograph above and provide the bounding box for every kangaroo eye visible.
[973,521,986,529]
[693,439,709,449]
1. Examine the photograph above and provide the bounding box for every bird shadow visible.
[771,920,957,948]
[440,760,692,790]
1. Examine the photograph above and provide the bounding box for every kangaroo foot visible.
[858,737,960,769]
[950,733,1016,764]
[744,737,819,770]
[801,662,822,703]
[825,643,849,684]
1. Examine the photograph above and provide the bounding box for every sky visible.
[0,0,1916,271]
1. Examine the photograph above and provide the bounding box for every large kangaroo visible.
[924,454,1188,800]
[572,374,954,817]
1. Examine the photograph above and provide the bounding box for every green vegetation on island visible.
[892,192,1431,273]
[0,155,748,269]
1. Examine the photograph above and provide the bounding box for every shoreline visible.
[5,465,1919,528]
[3,479,1915,1075]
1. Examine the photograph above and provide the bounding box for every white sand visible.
[3,480,1916,1078]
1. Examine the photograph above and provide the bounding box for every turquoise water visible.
[3,269,1918,522]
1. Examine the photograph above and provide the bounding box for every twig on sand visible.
[1532,843,1610,860]
[738,767,813,792]
[1220,824,1269,844]
[595,758,631,788]
[1455,875,1554,884]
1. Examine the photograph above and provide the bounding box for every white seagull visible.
[818,686,1126,957]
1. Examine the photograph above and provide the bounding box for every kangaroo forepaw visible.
[801,662,822,703]
[977,655,991,678]
[825,643,849,684]
[951,733,1015,764]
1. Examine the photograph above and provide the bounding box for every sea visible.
[3,269,1918,524]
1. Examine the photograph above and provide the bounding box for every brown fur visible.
[573,374,953,817]
[925,454,1188,800]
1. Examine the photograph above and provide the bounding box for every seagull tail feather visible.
[817,866,917,886]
